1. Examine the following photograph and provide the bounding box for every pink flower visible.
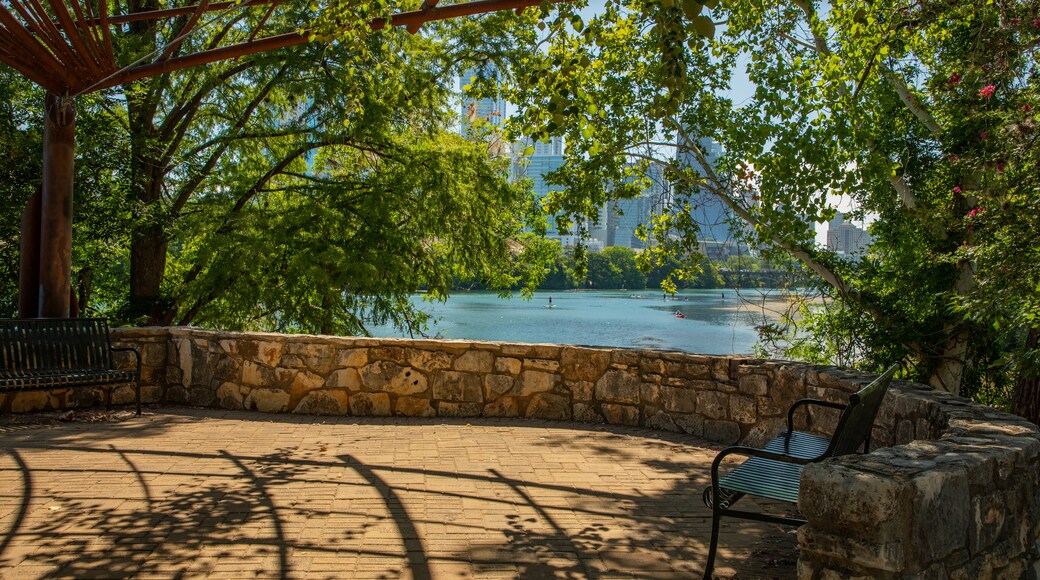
[981,131,988,140]
[979,85,996,99]
[949,155,959,163]
[947,72,961,87]
[1011,18,1020,25]
[996,160,1005,172]
[953,186,962,194]
[1024,104,1033,113]
[967,207,983,218]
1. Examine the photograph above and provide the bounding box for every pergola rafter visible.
[1,0,544,94]
[0,0,551,318]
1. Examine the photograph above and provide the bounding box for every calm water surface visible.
[368,290,785,355]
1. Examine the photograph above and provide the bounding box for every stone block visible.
[165,385,187,405]
[800,462,913,541]
[697,391,728,420]
[523,358,560,372]
[568,381,594,401]
[245,388,290,413]
[395,396,436,417]
[294,390,348,415]
[454,350,494,373]
[187,387,214,407]
[494,357,522,375]
[484,397,520,417]
[797,526,906,574]
[484,375,514,401]
[327,368,361,390]
[438,401,483,417]
[141,386,162,404]
[645,410,679,433]
[500,344,560,359]
[640,358,665,375]
[526,393,570,420]
[360,361,403,389]
[912,467,970,562]
[703,420,740,444]
[738,373,769,395]
[371,346,409,365]
[611,350,641,366]
[433,371,483,402]
[573,403,601,423]
[141,343,166,367]
[290,371,326,406]
[409,350,452,372]
[11,391,49,413]
[673,413,704,436]
[602,404,639,426]
[386,367,428,396]
[594,369,640,404]
[300,344,336,375]
[256,340,283,367]
[336,348,369,368]
[212,356,241,383]
[514,370,557,397]
[650,384,696,414]
[742,418,785,448]
[560,348,611,382]
[349,392,391,416]
[730,395,757,424]
[216,382,245,410]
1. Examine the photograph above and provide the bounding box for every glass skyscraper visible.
[459,66,507,138]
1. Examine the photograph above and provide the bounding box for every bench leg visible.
[104,388,112,412]
[704,492,722,579]
[135,377,141,416]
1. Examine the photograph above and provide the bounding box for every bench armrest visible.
[110,346,141,372]
[787,398,847,432]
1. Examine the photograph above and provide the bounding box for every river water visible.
[367,289,788,355]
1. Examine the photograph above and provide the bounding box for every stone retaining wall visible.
[5,326,1037,577]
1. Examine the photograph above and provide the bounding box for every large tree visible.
[2,6,551,335]
[499,0,1039,409]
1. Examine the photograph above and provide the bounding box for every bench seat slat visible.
[719,456,804,504]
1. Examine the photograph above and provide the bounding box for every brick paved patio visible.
[0,409,796,579]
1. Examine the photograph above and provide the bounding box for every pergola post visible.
[37,92,76,318]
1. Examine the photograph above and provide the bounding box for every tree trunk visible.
[1012,327,1040,426]
[125,0,169,325]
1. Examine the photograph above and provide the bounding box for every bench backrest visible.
[0,318,114,374]
[827,364,899,457]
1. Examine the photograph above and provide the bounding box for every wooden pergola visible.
[1,0,545,318]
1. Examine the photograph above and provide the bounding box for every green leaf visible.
[689,15,715,39]
[682,0,702,19]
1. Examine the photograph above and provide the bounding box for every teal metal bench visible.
[701,364,898,578]
[0,318,141,415]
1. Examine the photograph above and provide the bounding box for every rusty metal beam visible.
[100,0,286,24]
[38,93,76,318]
[159,0,212,59]
[91,0,549,91]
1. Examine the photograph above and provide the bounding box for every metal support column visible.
[38,92,76,318]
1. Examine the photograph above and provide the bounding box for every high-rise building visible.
[459,66,507,138]
[674,136,749,259]
[599,163,673,249]
[513,136,567,238]
[826,212,872,258]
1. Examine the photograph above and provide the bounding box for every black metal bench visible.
[701,364,898,578]
[0,318,141,415]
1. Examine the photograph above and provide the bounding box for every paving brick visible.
[0,408,795,578]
